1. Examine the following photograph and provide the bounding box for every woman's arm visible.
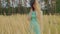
[28,9,32,21]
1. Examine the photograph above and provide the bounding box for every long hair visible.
[30,0,35,11]
[30,0,43,34]
[34,0,43,34]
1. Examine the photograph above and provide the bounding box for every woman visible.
[28,0,41,34]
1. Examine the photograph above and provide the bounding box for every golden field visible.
[0,14,60,34]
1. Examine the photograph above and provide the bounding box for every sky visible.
[1,0,20,8]
[0,0,31,8]
[0,0,45,9]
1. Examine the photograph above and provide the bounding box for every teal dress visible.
[30,11,41,34]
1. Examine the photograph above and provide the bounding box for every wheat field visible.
[0,14,60,34]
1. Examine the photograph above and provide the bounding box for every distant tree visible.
[11,0,15,14]
[0,0,2,14]
[6,0,10,15]
[56,0,60,13]
[18,0,21,14]
[1,0,7,15]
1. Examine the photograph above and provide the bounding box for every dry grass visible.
[0,14,30,34]
[43,15,60,34]
[0,14,60,34]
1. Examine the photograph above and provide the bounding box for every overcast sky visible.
[0,0,37,8]
[1,0,45,8]
[1,0,20,8]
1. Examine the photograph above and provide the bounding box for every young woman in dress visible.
[28,0,43,34]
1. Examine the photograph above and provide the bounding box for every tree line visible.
[0,0,59,15]
[0,0,31,15]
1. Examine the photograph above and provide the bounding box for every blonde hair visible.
[34,0,42,21]
[34,0,43,34]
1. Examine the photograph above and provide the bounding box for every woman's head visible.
[30,0,35,11]
[30,0,41,12]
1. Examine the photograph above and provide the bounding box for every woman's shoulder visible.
[32,11,36,12]
[32,11,36,15]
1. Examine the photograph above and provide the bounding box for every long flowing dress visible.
[30,11,41,34]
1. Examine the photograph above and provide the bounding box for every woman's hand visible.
[27,15,31,21]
